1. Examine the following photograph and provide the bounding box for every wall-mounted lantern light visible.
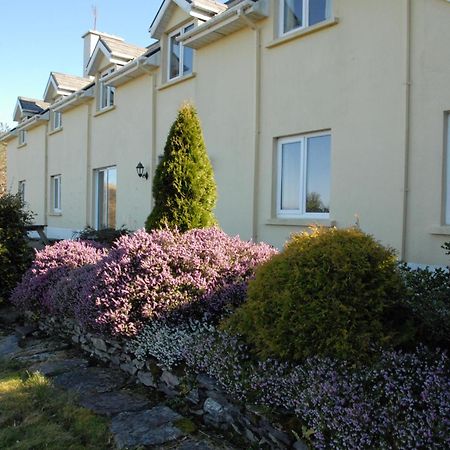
[136,162,148,180]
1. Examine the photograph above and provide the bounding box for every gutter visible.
[15,112,50,132]
[102,52,160,87]
[179,0,268,46]
[401,0,412,261]
[53,87,94,113]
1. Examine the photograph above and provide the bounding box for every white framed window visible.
[51,175,62,213]
[445,114,450,224]
[168,23,194,81]
[277,132,331,218]
[98,69,115,110]
[18,180,26,202]
[51,110,62,131]
[18,129,27,146]
[280,0,331,35]
[94,166,117,229]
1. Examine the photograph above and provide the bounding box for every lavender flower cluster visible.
[132,321,450,449]
[78,228,275,336]
[11,240,106,315]
[11,228,275,336]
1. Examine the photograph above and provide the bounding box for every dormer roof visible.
[149,0,228,39]
[43,72,91,103]
[85,33,147,76]
[13,97,49,123]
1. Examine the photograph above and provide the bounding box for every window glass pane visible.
[107,168,117,229]
[97,171,105,228]
[281,141,301,210]
[309,0,328,26]
[446,116,450,224]
[183,24,194,75]
[170,34,181,79]
[53,178,58,209]
[109,87,115,106]
[284,0,303,33]
[100,83,108,108]
[306,135,331,213]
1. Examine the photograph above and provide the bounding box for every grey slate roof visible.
[52,72,91,92]
[18,97,49,115]
[101,36,147,61]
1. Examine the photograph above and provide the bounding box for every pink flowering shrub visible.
[79,228,276,336]
[11,240,106,314]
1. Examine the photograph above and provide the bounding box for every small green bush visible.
[145,103,217,232]
[225,227,411,362]
[74,226,130,246]
[0,193,34,302]
[399,264,450,349]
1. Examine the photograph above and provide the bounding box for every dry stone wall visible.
[37,316,308,450]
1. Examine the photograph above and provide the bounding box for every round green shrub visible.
[225,227,410,362]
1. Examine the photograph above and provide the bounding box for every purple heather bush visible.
[132,321,450,449]
[11,240,106,314]
[77,227,276,336]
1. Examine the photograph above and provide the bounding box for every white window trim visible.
[98,68,115,111]
[51,110,62,131]
[280,0,332,36]
[276,131,331,219]
[18,180,26,202]
[94,166,117,230]
[51,175,62,213]
[18,129,27,146]
[167,23,194,82]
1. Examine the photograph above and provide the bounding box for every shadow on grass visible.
[0,358,112,450]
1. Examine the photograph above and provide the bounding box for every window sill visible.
[94,105,116,117]
[158,72,196,91]
[267,17,339,49]
[429,225,450,236]
[266,217,335,227]
[17,143,27,149]
[48,127,63,136]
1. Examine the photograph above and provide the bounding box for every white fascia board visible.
[43,74,58,103]
[16,111,50,132]
[86,40,112,76]
[180,0,268,49]
[103,54,160,87]
[0,130,17,143]
[53,87,94,113]
[13,99,24,122]
[149,0,191,39]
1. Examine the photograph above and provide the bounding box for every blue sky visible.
[0,1,164,128]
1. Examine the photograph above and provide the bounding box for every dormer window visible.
[99,69,115,110]
[18,130,27,146]
[281,0,331,35]
[168,24,194,81]
[51,111,62,131]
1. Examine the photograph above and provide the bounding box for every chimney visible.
[82,30,101,78]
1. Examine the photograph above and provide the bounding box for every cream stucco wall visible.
[258,0,408,253]
[90,75,154,230]
[405,0,450,265]
[46,105,89,238]
[5,0,450,266]
[7,128,46,225]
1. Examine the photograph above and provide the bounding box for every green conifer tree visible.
[145,103,217,232]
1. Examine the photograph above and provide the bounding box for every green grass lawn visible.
[0,358,112,449]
